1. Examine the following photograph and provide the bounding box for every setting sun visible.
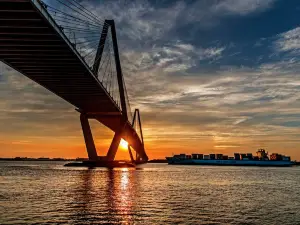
[120,139,128,150]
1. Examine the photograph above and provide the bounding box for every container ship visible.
[166,149,294,167]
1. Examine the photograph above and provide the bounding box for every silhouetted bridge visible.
[0,0,148,163]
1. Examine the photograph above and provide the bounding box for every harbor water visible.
[1,161,300,224]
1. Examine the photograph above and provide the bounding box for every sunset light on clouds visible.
[1,0,300,160]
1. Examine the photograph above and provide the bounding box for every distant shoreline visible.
[3,158,296,165]
[0,157,168,163]
[0,157,77,161]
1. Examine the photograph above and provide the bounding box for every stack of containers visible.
[222,155,228,160]
[192,154,198,159]
[247,153,253,160]
[203,155,210,160]
[240,153,247,160]
[197,154,203,160]
[216,154,223,160]
[209,154,216,160]
[234,153,240,160]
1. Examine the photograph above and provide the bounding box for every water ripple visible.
[0,162,300,224]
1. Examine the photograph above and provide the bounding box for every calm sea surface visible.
[0,161,300,225]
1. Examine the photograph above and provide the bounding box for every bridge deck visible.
[0,0,148,161]
[0,0,120,113]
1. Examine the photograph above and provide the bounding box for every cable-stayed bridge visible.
[0,0,148,163]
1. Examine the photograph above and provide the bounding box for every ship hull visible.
[166,158,294,167]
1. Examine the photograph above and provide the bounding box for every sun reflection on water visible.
[114,168,134,224]
[120,168,129,190]
[68,167,137,224]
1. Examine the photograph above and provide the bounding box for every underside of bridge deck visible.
[0,0,119,113]
[0,0,148,163]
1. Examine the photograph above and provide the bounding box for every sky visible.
[1,0,300,160]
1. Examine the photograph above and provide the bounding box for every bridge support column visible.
[106,132,122,161]
[136,152,141,163]
[128,146,135,163]
[80,114,98,161]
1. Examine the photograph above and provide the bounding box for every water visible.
[1,161,300,225]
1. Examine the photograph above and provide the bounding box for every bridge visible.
[0,0,148,163]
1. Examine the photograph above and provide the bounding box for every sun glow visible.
[120,139,128,150]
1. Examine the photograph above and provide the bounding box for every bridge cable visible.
[96,39,112,76]
[42,0,125,111]
[64,0,109,26]
[52,0,106,28]
[51,14,104,29]
[44,5,106,28]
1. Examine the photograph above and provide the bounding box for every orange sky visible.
[1,117,299,160]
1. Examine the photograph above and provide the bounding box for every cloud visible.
[89,0,185,42]
[120,42,226,75]
[274,27,300,54]
[212,0,275,16]
[84,0,276,45]
[181,0,276,27]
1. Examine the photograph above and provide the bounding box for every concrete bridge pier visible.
[106,132,122,161]
[80,113,98,161]
[80,112,126,162]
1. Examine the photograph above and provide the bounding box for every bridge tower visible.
[79,20,146,163]
[0,1,148,164]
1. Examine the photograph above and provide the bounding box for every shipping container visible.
[197,154,203,160]
[203,155,210,160]
[209,154,216,160]
[179,154,186,159]
[247,153,253,160]
[216,154,223,159]
[240,153,247,160]
[234,153,240,160]
[222,155,228,160]
[192,154,198,159]
[282,156,290,161]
